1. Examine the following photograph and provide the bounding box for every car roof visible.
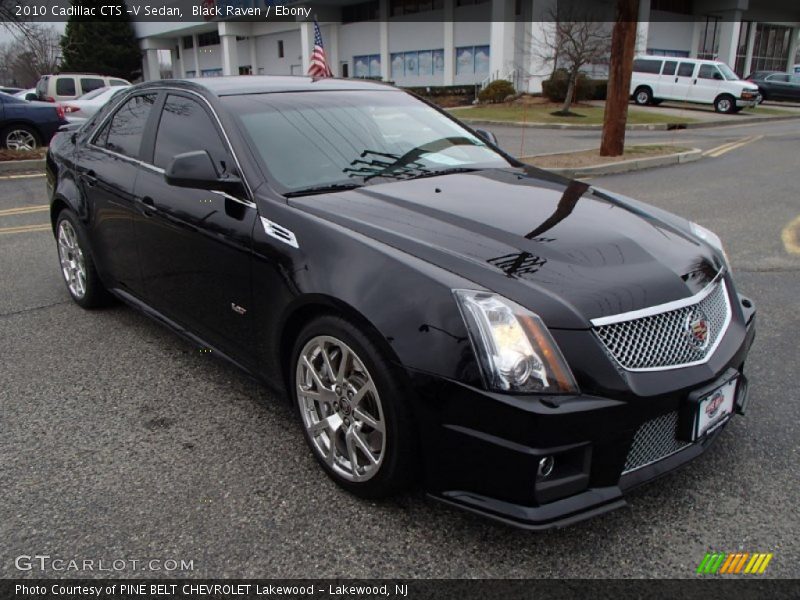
[135,76,397,97]
[635,55,728,66]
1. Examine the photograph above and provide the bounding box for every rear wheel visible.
[1,124,40,151]
[55,209,112,308]
[714,94,736,114]
[291,315,416,499]
[633,86,653,105]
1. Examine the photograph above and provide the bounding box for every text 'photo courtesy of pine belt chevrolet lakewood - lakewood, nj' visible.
[46,76,755,530]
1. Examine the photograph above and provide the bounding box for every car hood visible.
[289,168,722,329]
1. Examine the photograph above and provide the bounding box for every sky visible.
[0,21,66,45]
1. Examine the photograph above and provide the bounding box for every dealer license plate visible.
[694,377,737,440]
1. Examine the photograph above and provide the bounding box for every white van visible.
[630,56,760,113]
[35,74,130,103]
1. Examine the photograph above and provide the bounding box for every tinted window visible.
[94,94,156,159]
[633,59,662,74]
[80,78,105,94]
[766,73,790,82]
[110,79,129,87]
[677,62,695,77]
[56,78,76,96]
[662,61,677,76]
[153,95,229,171]
[698,65,721,79]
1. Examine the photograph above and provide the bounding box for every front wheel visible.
[714,94,736,114]
[291,315,416,499]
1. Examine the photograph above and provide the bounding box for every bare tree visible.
[600,0,639,157]
[533,8,611,114]
[0,25,61,88]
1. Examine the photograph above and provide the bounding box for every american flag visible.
[307,20,333,78]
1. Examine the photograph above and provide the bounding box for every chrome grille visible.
[593,280,731,371]
[623,411,690,474]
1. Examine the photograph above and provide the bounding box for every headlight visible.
[453,290,579,394]
[690,221,731,270]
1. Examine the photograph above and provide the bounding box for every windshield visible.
[223,90,512,193]
[718,64,739,81]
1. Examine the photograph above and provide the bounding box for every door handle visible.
[140,196,157,216]
[675,77,679,83]
[82,169,97,187]
[693,79,698,85]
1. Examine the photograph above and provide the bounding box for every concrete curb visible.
[0,159,46,175]
[459,112,800,131]
[528,148,703,179]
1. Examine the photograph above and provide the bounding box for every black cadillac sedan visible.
[46,77,755,529]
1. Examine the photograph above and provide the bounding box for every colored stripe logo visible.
[697,552,773,574]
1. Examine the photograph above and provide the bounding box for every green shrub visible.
[478,79,516,104]
[542,70,592,103]
[589,79,608,100]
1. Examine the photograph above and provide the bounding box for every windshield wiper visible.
[284,182,363,198]
[402,167,483,180]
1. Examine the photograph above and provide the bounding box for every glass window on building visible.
[183,36,193,49]
[456,45,491,75]
[750,23,793,73]
[200,68,223,77]
[353,55,381,78]
[697,16,720,60]
[198,31,220,47]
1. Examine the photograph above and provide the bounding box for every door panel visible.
[133,93,257,360]
[81,93,158,294]
[668,62,696,102]
[689,64,722,103]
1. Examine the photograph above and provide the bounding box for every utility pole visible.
[600,0,639,157]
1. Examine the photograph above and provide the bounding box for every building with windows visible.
[136,0,800,91]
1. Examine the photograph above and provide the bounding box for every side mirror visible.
[164,150,243,195]
[474,128,498,146]
[714,72,724,80]
[25,92,37,101]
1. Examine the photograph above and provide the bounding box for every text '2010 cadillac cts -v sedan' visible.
[46,77,756,529]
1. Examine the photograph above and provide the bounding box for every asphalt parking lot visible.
[1,120,799,579]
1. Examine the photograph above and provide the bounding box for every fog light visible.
[537,455,555,478]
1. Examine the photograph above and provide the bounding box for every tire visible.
[714,94,736,114]
[1,124,41,151]
[290,315,416,499]
[55,209,112,309]
[633,86,653,106]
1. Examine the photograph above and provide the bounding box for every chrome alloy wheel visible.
[5,129,37,151]
[57,220,87,298]
[296,335,386,482]
[717,97,733,113]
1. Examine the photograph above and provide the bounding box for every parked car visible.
[62,86,128,122]
[0,86,23,95]
[46,77,755,529]
[13,88,38,101]
[35,74,130,103]
[0,91,66,150]
[746,71,800,102]
[630,55,760,113]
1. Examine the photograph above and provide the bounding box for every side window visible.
[767,74,790,82]
[153,94,231,172]
[698,65,720,79]
[677,62,695,77]
[55,78,76,96]
[633,59,662,74]
[662,61,677,76]
[80,78,105,94]
[93,94,156,158]
[109,79,129,87]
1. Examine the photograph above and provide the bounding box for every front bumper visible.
[737,94,760,107]
[411,294,756,530]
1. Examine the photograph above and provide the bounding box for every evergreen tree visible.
[60,0,141,81]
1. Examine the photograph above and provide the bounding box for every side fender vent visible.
[260,217,299,249]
